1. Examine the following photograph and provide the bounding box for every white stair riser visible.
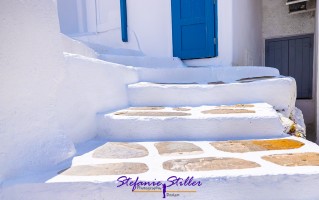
[128,78,296,117]
[98,116,283,141]
[137,66,280,83]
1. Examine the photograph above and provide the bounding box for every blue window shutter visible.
[120,0,128,42]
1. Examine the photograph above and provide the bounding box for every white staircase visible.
[98,103,284,141]
[96,66,296,141]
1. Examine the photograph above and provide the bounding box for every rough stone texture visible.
[202,109,255,114]
[211,139,305,153]
[172,107,191,111]
[262,153,319,167]
[154,142,203,156]
[93,143,149,159]
[127,107,164,111]
[163,157,260,172]
[114,111,191,117]
[58,163,149,176]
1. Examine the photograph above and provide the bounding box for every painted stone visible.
[163,157,260,172]
[155,142,203,156]
[211,139,305,153]
[93,143,149,159]
[127,107,164,111]
[202,109,255,114]
[172,107,191,111]
[262,152,319,167]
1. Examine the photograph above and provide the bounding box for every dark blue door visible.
[171,0,218,59]
[265,34,314,99]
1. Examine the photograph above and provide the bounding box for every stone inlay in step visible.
[237,76,276,83]
[211,139,305,153]
[172,107,191,111]
[163,157,260,172]
[221,104,255,109]
[262,153,319,167]
[93,142,149,159]
[58,163,149,176]
[155,142,203,156]
[202,109,255,114]
[114,111,191,117]
[127,107,164,111]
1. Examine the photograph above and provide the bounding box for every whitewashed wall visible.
[66,0,247,67]
[232,0,263,66]
[0,0,137,181]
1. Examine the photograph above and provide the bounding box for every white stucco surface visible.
[62,0,245,67]
[136,66,279,83]
[128,77,296,117]
[2,137,319,200]
[232,0,263,66]
[0,0,137,181]
[99,54,185,68]
[98,103,284,141]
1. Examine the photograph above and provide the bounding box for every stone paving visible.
[113,104,259,117]
[163,157,261,172]
[211,139,305,153]
[92,143,149,159]
[154,142,203,156]
[54,137,319,180]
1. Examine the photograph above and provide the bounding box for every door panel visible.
[266,34,313,99]
[171,0,217,59]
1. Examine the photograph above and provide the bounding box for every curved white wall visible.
[0,0,137,181]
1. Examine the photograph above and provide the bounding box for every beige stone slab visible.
[93,143,149,159]
[58,163,149,176]
[163,157,260,172]
[220,104,255,109]
[127,107,164,111]
[172,107,191,112]
[154,142,203,156]
[202,109,255,114]
[114,111,191,117]
[262,153,319,167]
[211,139,305,153]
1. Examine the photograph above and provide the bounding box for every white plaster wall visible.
[73,0,172,57]
[0,0,137,181]
[262,0,316,141]
[69,0,236,67]
[232,0,263,66]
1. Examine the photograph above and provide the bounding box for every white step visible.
[99,54,185,68]
[136,66,280,83]
[97,103,284,141]
[128,77,296,117]
[4,137,319,200]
